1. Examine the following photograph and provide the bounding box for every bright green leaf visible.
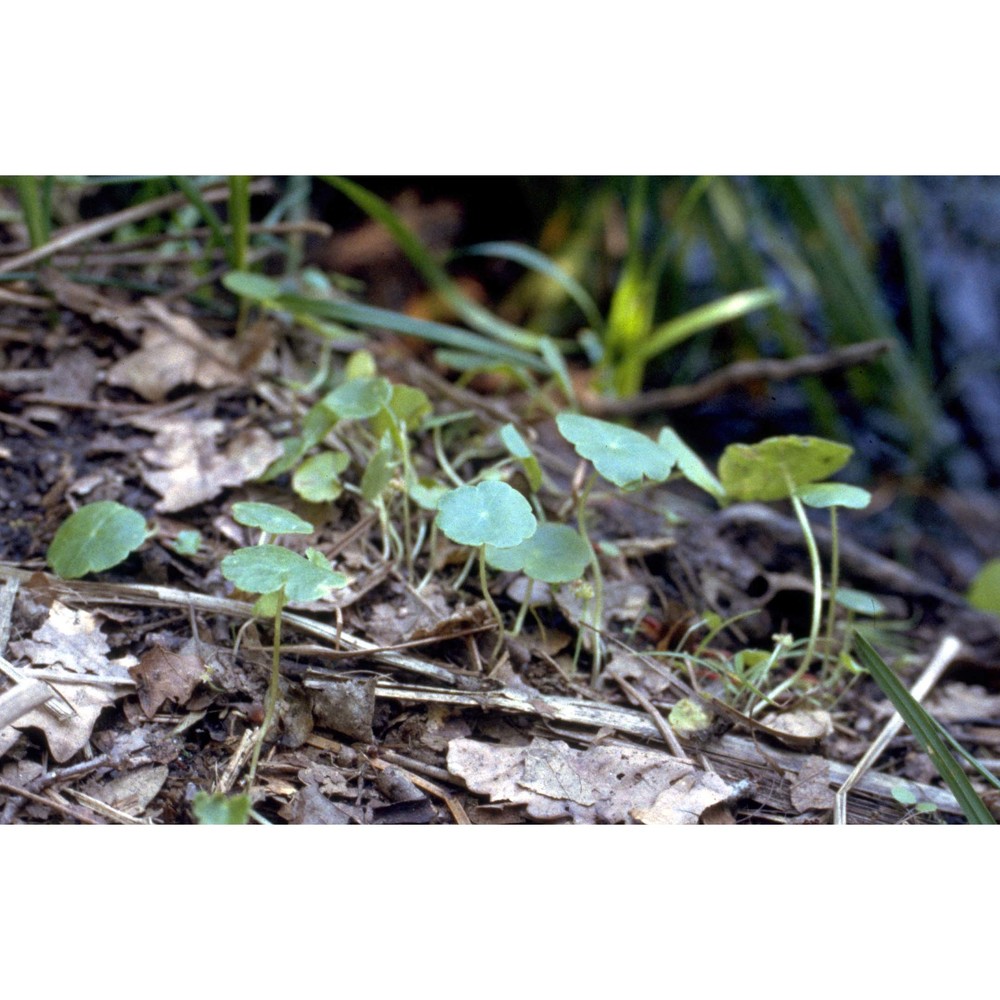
[499,423,542,493]
[192,791,251,824]
[172,530,202,556]
[797,482,871,509]
[968,559,1000,616]
[371,384,432,438]
[321,376,393,421]
[47,501,148,579]
[485,523,590,583]
[556,413,675,490]
[221,545,347,602]
[657,427,725,502]
[361,438,396,503]
[891,785,918,807]
[718,436,853,502]
[436,481,537,549]
[292,451,350,503]
[231,502,313,535]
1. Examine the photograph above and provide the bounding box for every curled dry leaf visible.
[447,736,742,824]
[759,709,833,749]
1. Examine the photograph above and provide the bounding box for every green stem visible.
[576,472,606,682]
[479,545,506,659]
[765,494,823,703]
[246,598,284,787]
[822,506,840,671]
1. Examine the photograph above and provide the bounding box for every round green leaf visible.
[435,481,537,549]
[292,451,350,503]
[221,544,347,602]
[556,413,675,490]
[231,502,314,535]
[485,523,590,583]
[718,436,853,502]
[968,559,1000,616]
[172,530,202,556]
[321,376,393,420]
[797,482,871,510]
[47,501,148,579]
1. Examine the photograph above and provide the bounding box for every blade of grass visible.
[228,175,251,272]
[853,631,994,824]
[456,240,605,333]
[274,293,551,373]
[172,176,230,256]
[637,287,781,361]
[12,176,50,247]
[322,176,551,354]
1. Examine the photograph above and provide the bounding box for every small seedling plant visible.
[434,480,537,656]
[555,413,677,678]
[220,501,347,785]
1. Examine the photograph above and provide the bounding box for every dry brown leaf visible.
[141,417,283,512]
[106,299,248,401]
[129,646,205,718]
[759,709,833,749]
[447,736,741,824]
[7,601,135,762]
[787,755,835,813]
[89,764,169,816]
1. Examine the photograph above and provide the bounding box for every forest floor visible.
[3,186,1000,825]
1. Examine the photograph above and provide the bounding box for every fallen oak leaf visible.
[8,601,135,762]
[140,418,283,513]
[447,736,744,824]
[129,646,205,718]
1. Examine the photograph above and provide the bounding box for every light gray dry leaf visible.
[89,764,169,817]
[8,601,135,762]
[447,736,739,824]
[106,300,245,402]
[787,755,835,813]
[141,418,283,512]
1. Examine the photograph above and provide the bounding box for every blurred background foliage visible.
[4,175,1000,501]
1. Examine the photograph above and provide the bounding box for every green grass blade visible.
[275,293,550,373]
[457,240,605,333]
[853,632,995,824]
[637,287,780,362]
[322,176,548,353]
[228,175,251,271]
[12,176,50,247]
[172,176,229,253]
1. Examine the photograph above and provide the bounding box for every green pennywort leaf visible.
[321,376,393,421]
[968,559,1000,616]
[657,427,725,502]
[221,545,347,602]
[485,523,590,583]
[231,502,313,535]
[796,482,871,510]
[47,501,148,579]
[718,436,853,502]
[292,451,350,503]
[499,423,542,493]
[192,791,251,824]
[436,481,537,549]
[556,413,675,490]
